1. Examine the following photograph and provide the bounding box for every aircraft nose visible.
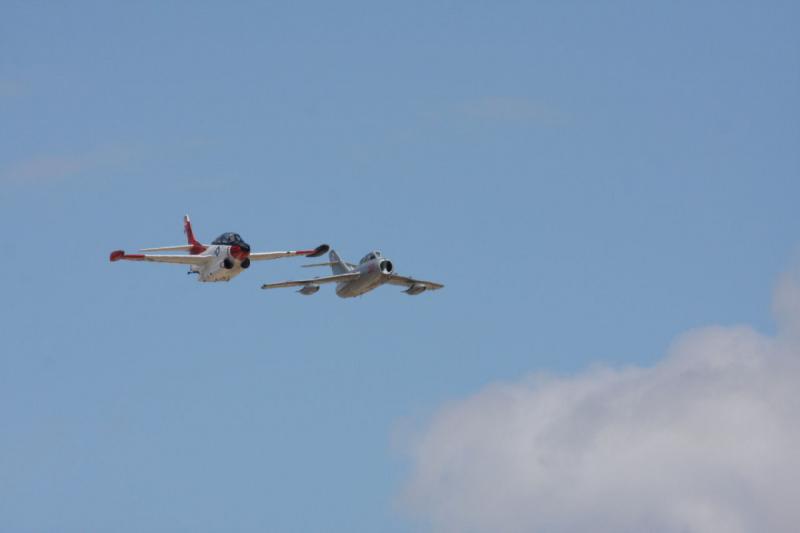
[230,244,250,260]
[379,260,393,273]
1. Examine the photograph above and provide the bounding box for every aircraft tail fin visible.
[329,250,351,274]
[183,215,205,254]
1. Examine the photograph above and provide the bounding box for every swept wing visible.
[261,272,360,289]
[109,250,210,265]
[250,244,330,262]
[385,274,444,290]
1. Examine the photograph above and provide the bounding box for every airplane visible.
[261,249,444,297]
[110,215,329,282]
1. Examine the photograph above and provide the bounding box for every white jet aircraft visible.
[261,249,443,297]
[110,215,329,282]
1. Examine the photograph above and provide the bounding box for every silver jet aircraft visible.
[261,250,444,297]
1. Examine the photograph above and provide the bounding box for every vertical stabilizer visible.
[329,250,351,274]
[183,215,205,254]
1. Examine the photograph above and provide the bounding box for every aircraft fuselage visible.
[191,244,251,282]
[334,256,394,297]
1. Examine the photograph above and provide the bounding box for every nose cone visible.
[230,243,251,260]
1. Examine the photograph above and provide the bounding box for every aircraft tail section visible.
[183,215,206,254]
[329,250,351,274]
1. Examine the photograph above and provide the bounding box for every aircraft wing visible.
[302,261,359,269]
[250,244,330,262]
[385,274,445,290]
[109,250,210,265]
[140,244,194,252]
[261,272,361,289]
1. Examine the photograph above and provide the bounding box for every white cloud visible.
[403,272,800,533]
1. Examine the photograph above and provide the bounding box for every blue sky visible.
[2,2,798,532]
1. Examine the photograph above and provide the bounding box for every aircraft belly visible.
[201,264,242,282]
[336,278,371,298]
[336,281,358,298]
[337,272,382,297]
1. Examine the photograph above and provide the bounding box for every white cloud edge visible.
[401,270,800,533]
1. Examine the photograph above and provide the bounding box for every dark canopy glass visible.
[211,232,246,246]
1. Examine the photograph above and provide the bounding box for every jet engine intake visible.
[298,284,320,295]
[241,258,251,269]
[404,284,427,295]
[379,260,394,273]
[222,258,235,269]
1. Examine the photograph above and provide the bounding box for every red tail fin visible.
[183,215,206,254]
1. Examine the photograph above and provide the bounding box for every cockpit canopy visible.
[212,232,246,246]
[359,250,382,264]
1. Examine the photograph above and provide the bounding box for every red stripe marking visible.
[184,216,206,254]
[109,250,145,262]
